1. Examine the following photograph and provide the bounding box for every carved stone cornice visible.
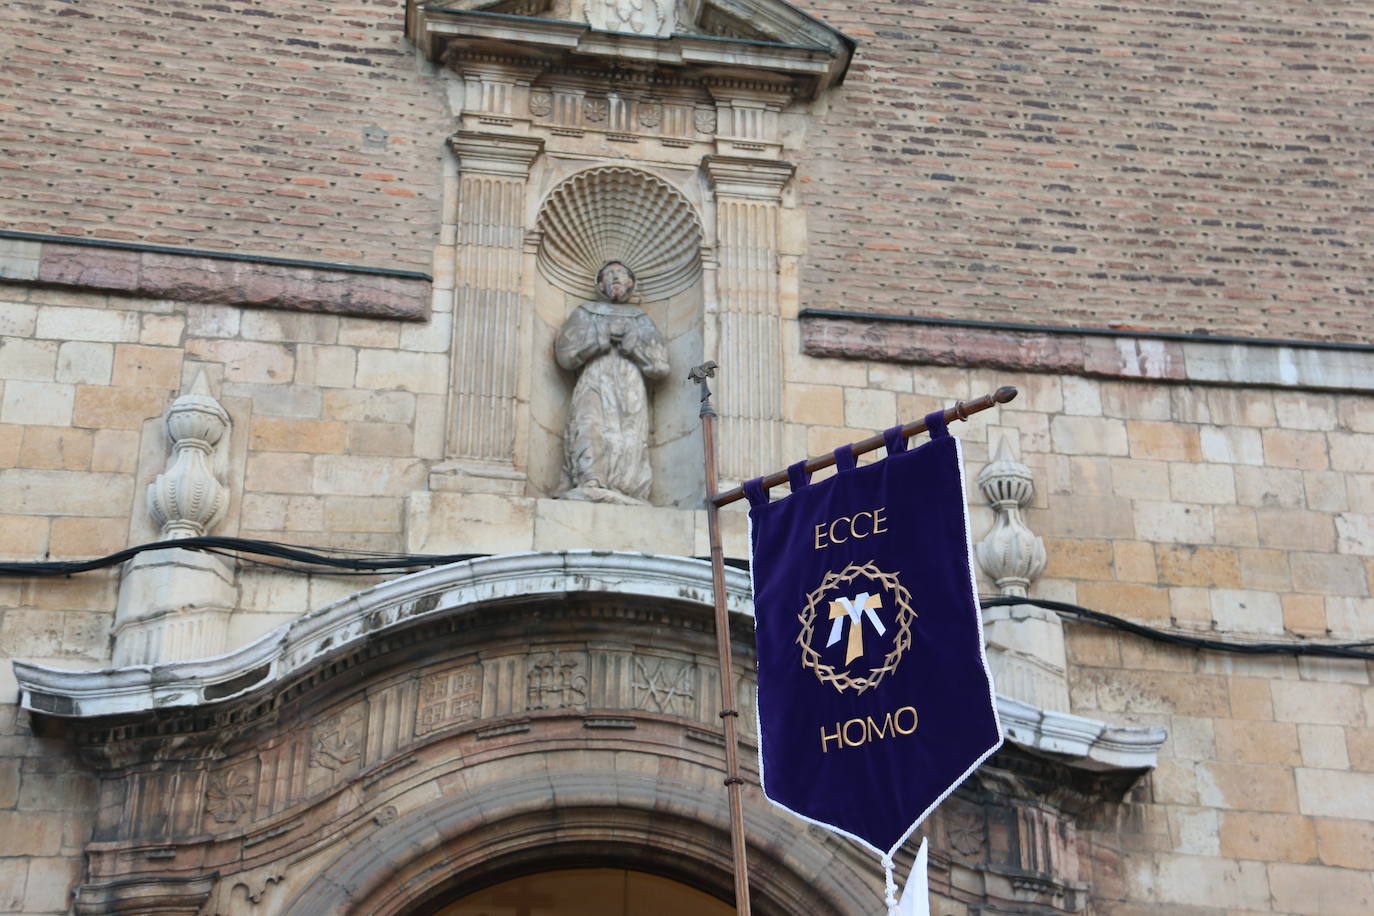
[448,131,545,176]
[703,154,794,200]
[73,874,216,916]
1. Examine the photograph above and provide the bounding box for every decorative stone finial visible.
[147,372,230,540]
[975,437,1046,598]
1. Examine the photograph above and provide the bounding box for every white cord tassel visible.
[881,852,899,915]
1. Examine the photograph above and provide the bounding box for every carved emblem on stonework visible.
[632,656,696,716]
[373,805,399,827]
[694,108,717,134]
[310,708,364,771]
[527,650,587,711]
[529,91,553,118]
[947,805,985,856]
[416,665,480,736]
[638,102,662,129]
[583,97,609,123]
[205,767,254,824]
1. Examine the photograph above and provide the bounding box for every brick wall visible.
[797,0,1373,343]
[0,0,449,270]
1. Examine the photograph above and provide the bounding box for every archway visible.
[425,869,733,915]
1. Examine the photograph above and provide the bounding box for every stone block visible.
[0,809,65,856]
[18,426,94,470]
[1298,723,1350,770]
[240,493,288,531]
[1112,540,1157,581]
[0,338,58,381]
[0,851,21,911]
[250,416,347,454]
[221,381,321,418]
[1133,501,1213,544]
[1210,588,1284,634]
[72,385,169,429]
[533,497,695,556]
[185,303,241,338]
[55,340,114,385]
[1042,538,1114,580]
[90,428,140,473]
[345,421,415,457]
[1,379,74,426]
[1234,465,1305,508]
[407,492,536,555]
[1262,428,1330,470]
[1151,853,1271,910]
[413,393,446,460]
[1268,862,1374,916]
[1108,458,1168,500]
[1315,818,1374,870]
[1091,668,1229,717]
[187,338,295,384]
[841,386,895,431]
[1166,805,1218,855]
[140,313,185,346]
[1237,548,1291,591]
[0,469,134,516]
[1214,718,1300,766]
[313,455,427,496]
[1157,545,1240,587]
[1256,508,1336,552]
[1229,676,1273,720]
[34,305,141,343]
[1218,811,1316,862]
[1303,470,1349,512]
[1167,717,1215,761]
[0,301,37,337]
[1282,593,1326,635]
[49,517,127,558]
[1272,680,1364,727]
[338,316,402,348]
[294,344,357,388]
[1027,494,1135,539]
[239,310,339,344]
[1274,391,1339,430]
[1336,512,1374,556]
[1076,581,1172,623]
[244,452,315,494]
[1291,551,1367,594]
[1338,396,1374,433]
[1211,506,1258,546]
[399,310,452,352]
[783,383,843,427]
[1149,758,1199,805]
[355,348,449,394]
[1199,425,1263,466]
[1197,761,1298,812]
[1061,376,1101,416]
[284,495,324,531]
[1099,381,1170,420]
[1063,625,1121,667]
[1325,596,1374,639]
[111,343,183,389]
[323,496,402,533]
[1050,415,1127,455]
[17,856,82,913]
[1350,727,1374,772]
[1126,420,1200,461]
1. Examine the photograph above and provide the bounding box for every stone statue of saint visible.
[555,261,670,504]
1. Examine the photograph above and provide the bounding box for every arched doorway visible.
[423,868,732,916]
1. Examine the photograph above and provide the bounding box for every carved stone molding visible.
[73,874,216,916]
[535,166,703,302]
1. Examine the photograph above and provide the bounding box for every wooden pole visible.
[712,385,1018,507]
[688,361,752,916]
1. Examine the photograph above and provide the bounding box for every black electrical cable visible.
[0,540,1369,662]
[0,536,481,577]
[981,595,1374,662]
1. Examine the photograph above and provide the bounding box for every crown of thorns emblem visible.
[798,561,916,694]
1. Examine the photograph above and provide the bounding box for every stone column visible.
[441,131,543,491]
[113,372,236,666]
[975,437,1067,711]
[702,155,793,481]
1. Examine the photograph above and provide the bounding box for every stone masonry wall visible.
[796,0,1373,342]
[0,0,449,270]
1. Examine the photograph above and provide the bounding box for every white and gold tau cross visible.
[827,592,886,665]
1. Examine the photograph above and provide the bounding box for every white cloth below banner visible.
[896,838,930,916]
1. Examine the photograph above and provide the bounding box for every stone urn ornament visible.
[555,261,670,504]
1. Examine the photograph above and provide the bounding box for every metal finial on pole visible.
[688,359,751,916]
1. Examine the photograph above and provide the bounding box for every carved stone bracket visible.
[73,874,216,916]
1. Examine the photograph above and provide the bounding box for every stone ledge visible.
[801,310,1374,393]
[1,234,430,320]
[997,694,1166,772]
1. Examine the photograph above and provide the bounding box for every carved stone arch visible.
[534,164,705,303]
[280,759,875,915]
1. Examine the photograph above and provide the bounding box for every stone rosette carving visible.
[528,91,553,117]
[205,767,254,824]
[975,437,1046,597]
[638,102,662,129]
[583,97,608,122]
[694,107,717,134]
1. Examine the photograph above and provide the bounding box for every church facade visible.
[0,1,1371,913]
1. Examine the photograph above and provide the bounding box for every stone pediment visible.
[407,0,855,98]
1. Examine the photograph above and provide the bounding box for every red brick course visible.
[0,0,450,271]
[795,1,1373,343]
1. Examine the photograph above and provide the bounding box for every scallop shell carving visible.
[536,167,703,303]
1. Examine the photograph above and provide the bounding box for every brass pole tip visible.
[994,385,1018,404]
